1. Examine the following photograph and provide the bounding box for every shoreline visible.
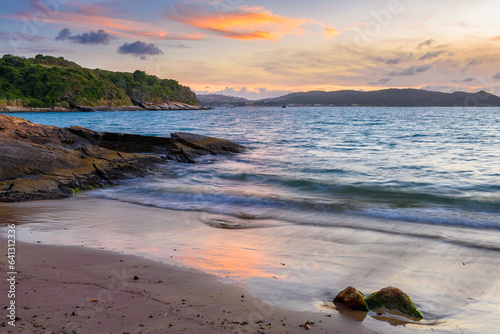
[2,195,499,333]
[0,236,376,334]
[0,103,211,113]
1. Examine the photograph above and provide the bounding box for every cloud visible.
[0,32,45,42]
[389,65,432,76]
[374,52,414,65]
[466,59,482,66]
[419,85,461,93]
[165,42,191,49]
[117,41,163,56]
[417,39,435,48]
[3,1,204,42]
[0,46,73,55]
[196,86,293,100]
[452,77,474,83]
[461,59,482,73]
[169,3,307,40]
[419,50,446,61]
[322,27,340,40]
[368,78,391,85]
[493,72,500,80]
[385,58,402,65]
[55,28,111,45]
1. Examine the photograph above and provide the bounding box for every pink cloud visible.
[1,1,205,41]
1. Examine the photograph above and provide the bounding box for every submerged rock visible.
[333,286,369,311]
[366,286,423,319]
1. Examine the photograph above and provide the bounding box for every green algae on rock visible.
[334,285,423,319]
[366,286,424,319]
[333,286,369,312]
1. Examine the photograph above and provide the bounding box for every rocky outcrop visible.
[1,103,208,113]
[66,128,245,164]
[334,286,423,319]
[170,132,245,159]
[129,99,207,111]
[333,286,369,311]
[0,114,244,202]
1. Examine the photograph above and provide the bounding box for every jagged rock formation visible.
[0,114,244,201]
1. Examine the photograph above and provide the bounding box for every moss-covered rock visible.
[333,286,369,311]
[366,286,423,319]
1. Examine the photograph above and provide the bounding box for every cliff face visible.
[0,54,200,110]
[0,114,244,201]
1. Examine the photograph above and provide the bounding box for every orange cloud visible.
[171,5,306,41]
[323,27,340,40]
[307,19,340,40]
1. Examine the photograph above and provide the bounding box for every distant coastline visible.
[198,89,500,108]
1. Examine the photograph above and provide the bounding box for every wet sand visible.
[0,238,375,334]
[1,196,500,334]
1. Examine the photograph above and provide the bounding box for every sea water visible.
[5,107,500,333]
[11,107,500,231]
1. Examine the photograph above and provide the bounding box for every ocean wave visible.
[90,173,500,231]
[187,171,500,215]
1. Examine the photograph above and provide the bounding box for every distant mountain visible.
[197,94,250,107]
[257,89,500,107]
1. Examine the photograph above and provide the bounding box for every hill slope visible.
[258,89,500,107]
[0,54,199,110]
[197,94,250,107]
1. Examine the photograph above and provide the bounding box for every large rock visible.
[334,286,423,319]
[170,132,245,161]
[0,114,244,201]
[333,286,369,311]
[366,286,423,319]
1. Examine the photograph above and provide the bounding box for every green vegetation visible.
[0,54,198,108]
[366,288,424,319]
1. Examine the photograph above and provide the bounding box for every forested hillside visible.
[0,54,198,109]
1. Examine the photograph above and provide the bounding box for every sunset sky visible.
[1,0,500,99]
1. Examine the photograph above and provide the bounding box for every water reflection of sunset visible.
[5,196,500,333]
[181,235,282,281]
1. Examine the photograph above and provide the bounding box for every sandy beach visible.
[1,194,500,334]
[0,236,375,334]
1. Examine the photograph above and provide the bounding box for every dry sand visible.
[0,238,377,334]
